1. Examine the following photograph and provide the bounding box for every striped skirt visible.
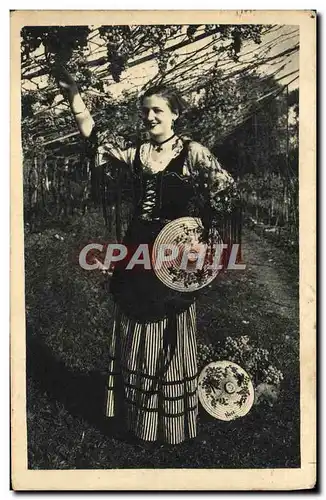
[105,301,198,445]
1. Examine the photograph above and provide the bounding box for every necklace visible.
[151,134,176,152]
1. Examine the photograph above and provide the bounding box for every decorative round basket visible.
[152,217,223,293]
[198,360,255,421]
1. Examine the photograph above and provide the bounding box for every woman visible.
[56,67,236,445]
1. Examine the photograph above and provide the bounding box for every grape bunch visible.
[21,26,91,65]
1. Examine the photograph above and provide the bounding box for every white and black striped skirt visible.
[105,301,198,445]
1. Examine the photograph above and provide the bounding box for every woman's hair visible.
[140,85,187,117]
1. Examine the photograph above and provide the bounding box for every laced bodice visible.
[132,139,199,222]
[140,176,158,219]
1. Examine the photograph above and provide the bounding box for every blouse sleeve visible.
[85,127,136,169]
[188,141,238,239]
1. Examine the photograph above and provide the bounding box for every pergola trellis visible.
[21,25,299,147]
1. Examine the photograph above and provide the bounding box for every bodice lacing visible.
[140,177,158,219]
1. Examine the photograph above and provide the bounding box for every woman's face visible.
[141,95,178,140]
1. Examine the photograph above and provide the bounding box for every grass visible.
[25,208,300,469]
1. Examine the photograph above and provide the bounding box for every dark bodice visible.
[132,141,199,222]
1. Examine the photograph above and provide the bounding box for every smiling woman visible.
[55,65,237,445]
[140,85,187,148]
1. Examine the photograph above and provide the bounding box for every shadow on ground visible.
[26,326,122,439]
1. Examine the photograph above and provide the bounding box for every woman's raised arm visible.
[54,65,136,169]
[54,65,95,138]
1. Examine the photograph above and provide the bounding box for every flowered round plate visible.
[198,360,255,420]
[152,217,223,292]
